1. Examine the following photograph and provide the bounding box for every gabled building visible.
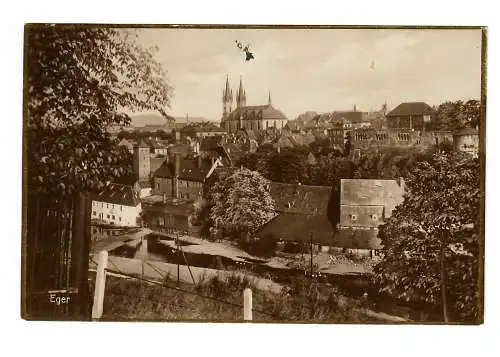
[152,153,222,201]
[91,183,142,227]
[333,178,405,256]
[386,102,434,131]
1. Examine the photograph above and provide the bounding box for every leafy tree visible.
[26,25,173,196]
[259,149,308,183]
[209,168,276,238]
[431,99,480,131]
[373,152,481,323]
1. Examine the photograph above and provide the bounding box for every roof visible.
[167,143,191,156]
[256,212,334,245]
[197,122,226,133]
[386,102,434,117]
[153,157,213,182]
[269,182,332,215]
[200,136,224,151]
[330,111,364,123]
[223,104,288,122]
[340,179,404,217]
[134,140,149,149]
[92,183,140,207]
[221,143,244,165]
[453,127,479,136]
[114,173,138,186]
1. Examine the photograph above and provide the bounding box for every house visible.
[152,152,222,201]
[91,183,142,227]
[453,127,479,158]
[330,111,372,130]
[151,141,169,156]
[256,182,336,252]
[386,102,434,131]
[195,122,227,138]
[336,178,405,257]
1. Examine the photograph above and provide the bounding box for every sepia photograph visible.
[22,24,485,324]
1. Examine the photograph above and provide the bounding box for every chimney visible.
[173,152,181,200]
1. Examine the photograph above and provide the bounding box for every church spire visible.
[236,76,246,108]
[268,90,272,106]
[222,74,233,120]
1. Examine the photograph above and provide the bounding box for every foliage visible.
[431,99,480,131]
[209,168,277,236]
[373,152,481,322]
[26,25,173,196]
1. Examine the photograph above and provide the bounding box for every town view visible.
[23,25,484,323]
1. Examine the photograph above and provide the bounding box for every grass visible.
[92,271,382,322]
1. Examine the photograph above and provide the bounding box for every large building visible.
[91,183,142,227]
[220,76,288,133]
[386,102,434,131]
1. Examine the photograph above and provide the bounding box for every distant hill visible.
[130,113,215,127]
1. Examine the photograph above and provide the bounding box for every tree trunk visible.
[440,232,449,323]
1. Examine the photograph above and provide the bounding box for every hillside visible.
[130,113,215,127]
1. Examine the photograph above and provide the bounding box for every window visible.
[350,214,357,221]
[112,204,115,209]
[112,215,115,220]
[120,206,123,212]
[93,211,96,216]
[106,204,109,208]
[370,214,378,221]
[106,214,110,219]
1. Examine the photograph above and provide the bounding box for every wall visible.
[92,201,141,227]
[453,134,479,157]
[153,176,204,201]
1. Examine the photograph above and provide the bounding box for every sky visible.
[135,28,482,121]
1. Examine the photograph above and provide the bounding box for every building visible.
[386,102,434,131]
[152,153,222,201]
[220,76,288,133]
[194,122,227,138]
[133,140,151,182]
[256,182,335,252]
[453,127,479,158]
[91,183,142,227]
[333,178,405,256]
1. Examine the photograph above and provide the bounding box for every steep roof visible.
[153,157,213,182]
[92,183,140,207]
[340,179,404,217]
[269,182,332,215]
[256,212,334,244]
[340,205,384,228]
[386,102,434,117]
[330,111,364,123]
[224,104,288,122]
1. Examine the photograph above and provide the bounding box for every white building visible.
[92,183,142,227]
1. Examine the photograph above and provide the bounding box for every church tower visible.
[236,76,247,108]
[268,90,272,106]
[222,75,233,119]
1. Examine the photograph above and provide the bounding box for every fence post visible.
[92,250,108,320]
[243,288,252,321]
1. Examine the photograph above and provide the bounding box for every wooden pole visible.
[243,288,252,321]
[92,250,108,320]
[310,232,313,278]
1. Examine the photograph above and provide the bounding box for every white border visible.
[1,1,498,357]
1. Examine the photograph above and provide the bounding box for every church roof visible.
[224,104,288,122]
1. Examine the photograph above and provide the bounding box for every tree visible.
[432,99,480,131]
[209,168,276,238]
[26,25,173,196]
[373,152,481,323]
[258,149,308,183]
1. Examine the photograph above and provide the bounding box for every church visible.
[220,76,288,133]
